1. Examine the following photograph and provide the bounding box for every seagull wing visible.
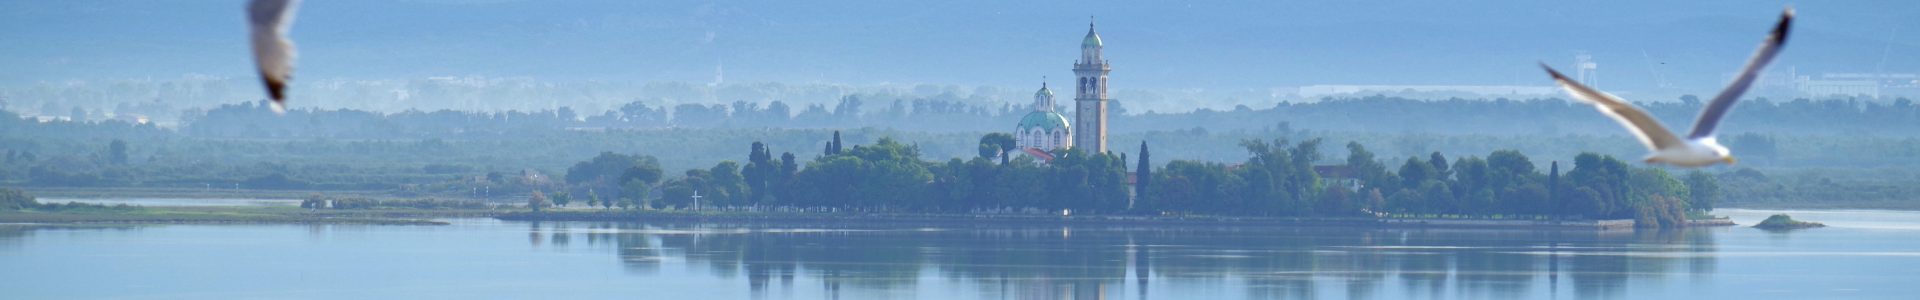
[247,0,299,108]
[1688,8,1792,139]
[1544,65,1685,151]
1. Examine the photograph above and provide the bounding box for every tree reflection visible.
[563,221,1720,300]
[0,224,142,250]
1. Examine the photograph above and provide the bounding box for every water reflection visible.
[521,222,1721,299]
[0,224,145,250]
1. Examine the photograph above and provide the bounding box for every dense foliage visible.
[561,131,1713,222]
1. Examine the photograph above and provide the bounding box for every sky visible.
[2,0,1915,102]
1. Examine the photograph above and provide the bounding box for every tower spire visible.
[1072,17,1111,153]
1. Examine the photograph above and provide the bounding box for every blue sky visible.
[2,0,1914,94]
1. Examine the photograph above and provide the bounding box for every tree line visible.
[554,131,1717,225]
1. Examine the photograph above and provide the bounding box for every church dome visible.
[1082,30,1102,48]
[1017,111,1071,131]
[1035,85,1053,98]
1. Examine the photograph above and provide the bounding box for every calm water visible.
[4,208,1920,299]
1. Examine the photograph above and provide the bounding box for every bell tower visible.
[1072,19,1110,153]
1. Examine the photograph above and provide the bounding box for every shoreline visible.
[0,207,464,226]
[14,187,496,203]
[21,187,1917,213]
[497,210,1732,230]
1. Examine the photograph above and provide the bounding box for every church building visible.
[1016,83,1071,151]
[1016,20,1112,159]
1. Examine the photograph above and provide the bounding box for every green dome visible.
[1017,111,1071,131]
[1082,30,1102,48]
[1035,85,1053,98]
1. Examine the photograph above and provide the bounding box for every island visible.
[1753,214,1826,230]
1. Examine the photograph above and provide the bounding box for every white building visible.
[1016,83,1072,152]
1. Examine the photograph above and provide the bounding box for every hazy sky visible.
[3,0,1914,94]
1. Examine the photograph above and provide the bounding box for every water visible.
[4,207,1920,299]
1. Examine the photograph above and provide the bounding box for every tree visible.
[566,152,661,185]
[829,131,844,155]
[1450,156,1491,212]
[552,192,572,207]
[1567,153,1633,218]
[1364,188,1386,213]
[1135,141,1151,210]
[528,190,553,212]
[1684,171,1719,212]
[776,152,798,203]
[1548,161,1561,216]
[1428,152,1450,181]
[620,165,663,186]
[709,161,746,206]
[744,141,776,203]
[621,179,650,209]
[978,133,1016,164]
[1398,156,1434,188]
[108,139,129,165]
[790,138,932,210]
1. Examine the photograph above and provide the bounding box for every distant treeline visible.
[557,132,1710,225]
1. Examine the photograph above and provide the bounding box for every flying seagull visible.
[1543,8,1792,168]
[247,0,300,113]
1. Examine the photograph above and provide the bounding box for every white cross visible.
[690,190,703,211]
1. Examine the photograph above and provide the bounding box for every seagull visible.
[1543,8,1792,168]
[247,0,300,113]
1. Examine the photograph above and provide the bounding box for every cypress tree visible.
[1548,160,1560,217]
[831,131,843,155]
[1135,141,1151,209]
